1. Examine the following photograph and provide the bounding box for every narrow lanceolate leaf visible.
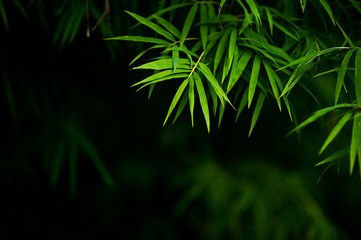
[189,75,195,127]
[335,50,353,104]
[163,79,189,125]
[263,61,281,111]
[319,112,352,155]
[172,94,188,124]
[198,62,233,108]
[349,0,361,15]
[194,72,210,133]
[236,88,249,122]
[180,4,198,47]
[133,58,191,70]
[214,28,232,74]
[200,4,208,50]
[355,49,361,105]
[273,21,298,41]
[244,0,261,27]
[218,0,227,15]
[249,92,265,137]
[228,28,238,73]
[315,147,349,166]
[248,55,261,108]
[336,22,356,49]
[300,0,307,13]
[0,0,9,30]
[136,73,189,91]
[105,36,170,45]
[228,50,253,93]
[125,11,175,42]
[287,103,358,136]
[153,15,181,39]
[129,45,168,66]
[265,8,273,36]
[173,48,180,72]
[319,0,335,25]
[132,69,190,87]
[350,115,361,174]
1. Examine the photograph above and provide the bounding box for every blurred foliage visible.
[0,0,360,239]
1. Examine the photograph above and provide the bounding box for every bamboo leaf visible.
[0,0,8,30]
[349,0,361,15]
[315,147,348,166]
[132,69,190,87]
[214,28,232,74]
[198,62,233,108]
[200,4,208,50]
[180,4,198,47]
[219,0,227,15]
[173,48,180,72]
[336,22,356,49]
[319,0,335,25]
[335,50,353,104]
[273,21,299,41]
[133,58,191,70]
[236,88,249,122]
[125,10,175,42]
[288,104,358,136]
[136,73,189,91]
[129,45,168,66]
[319,112,352,154]
[172,94,189,124]
[350,115,361,174]
[105,35,170,45]
[263,61,281,111]
[153,15,181,38]
[194,72,211,133]
[244,0,261,27]
[249,92,265,136]
[248,55,261,108]
[163,79,189,125]
[355,49,361,105]
[227,28,238,74]
[300,0,307,13]
[189,75,195,127]
[265,7,273,36]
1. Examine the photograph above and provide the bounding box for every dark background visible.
[1,1,360,239]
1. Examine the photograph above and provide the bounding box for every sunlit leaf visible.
[319,112,352,155]
[244,0,261,27]
[248,55,261,108]
[335,50,353,104]
[163,79,189,125]
[172,94,189,124]
[132,69,189,87]
[249,92,265,137]
[315,147,349,166]
[125,10,175,42]
[129,45,168,66]
[189,75,195,127]
[136,73,189,91]
[153,15,181,38]
[133,58,191,70]
[194,72,210,133]
[173,48,179,72]
[105,35,170,45]
[180,4,198,47]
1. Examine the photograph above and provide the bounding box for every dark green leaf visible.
[335,50,353,104]
[248,55,261,108]
[105,35,170,45]
[180,4,198,47]
[153,15,181,39]
[249,92,265,136]
[355,49,361,105]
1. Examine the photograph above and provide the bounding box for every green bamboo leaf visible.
[0,0,8,30]
[180,4,198,47]
[200,4,208,50]
[349,0,361,15]
[164,79,189,125]
[163,46,200,59]
[356,49,361,105]
[129,45,168,66]
[207,3,217,34]
[249,92,265,136]
[198,62,233,108]
[153,15,181,39]
[239,43,277,65]
[151,2,193,17]
[173,48,180,72]
[336,22,356,49]
[236,88,249,122]
[350,115,361,174]
[218,105,226,128]
[263,61,281,111]
[194,72,211,133]
[208,82,218,116]
[335,50,353,104]
[172,94,189,124]
[132,69,189,87]
[133,58,191,70]
[214,28,232,74]
[248,55,261,108]
[317,158,340,183]
[228,28,238,72]
[244,0,261,27]
[189,75,195,127]
[13,0,29,20]
[313,68,339,78]
[315,147,349,166]
[319,112,352,155]
[125,11,175,42]
[265,7,273,36]
[300,0,307,13]
[319,0,335,25]
[274,72,293,121]
[219,0,227,15]
[136,73,189,91]
[288,103,358,136]
[273,21,299,41]
[105,35,170,45]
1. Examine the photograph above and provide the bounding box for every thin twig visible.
[91,0,110,32]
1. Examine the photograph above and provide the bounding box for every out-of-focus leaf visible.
[13,0,29,21]
[180,4,198,47]
[349,0,361,14]
[194,72,211,133]
[218,0,227,15]
[0,0,8,30]
[244,0,261,27]
[236,88,249,122]
[50,140,66,187]
[69,138,78,196]
[248,55,261,108]
[249,92,265,136]
[105,35,170,45]
[350,115,361,174]
[151,2,193,18]
[355,49,361,104]
[164,79,189,125]
[200,4,208,50]
[319,112,352,154]
[300,0,307,13]
[3,75,16,122]
[335,50,353,104]
[125,10,175,42]
[315,147,349,166]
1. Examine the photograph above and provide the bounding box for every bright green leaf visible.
[200,4,208,50]
[335,50,353,104]
[105,35,170,45]
[153,15,181,38]
[180,4,198,47]
[355,49,361,105]
[133,58,191,70]
[163,79,189,125]
[214,28,232,74]
[248,55,261,108]
[189,75,195,127]
[319,0,335,25]
[263,61,281,111]
[249,92,265,136]
[194,72,211,133]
